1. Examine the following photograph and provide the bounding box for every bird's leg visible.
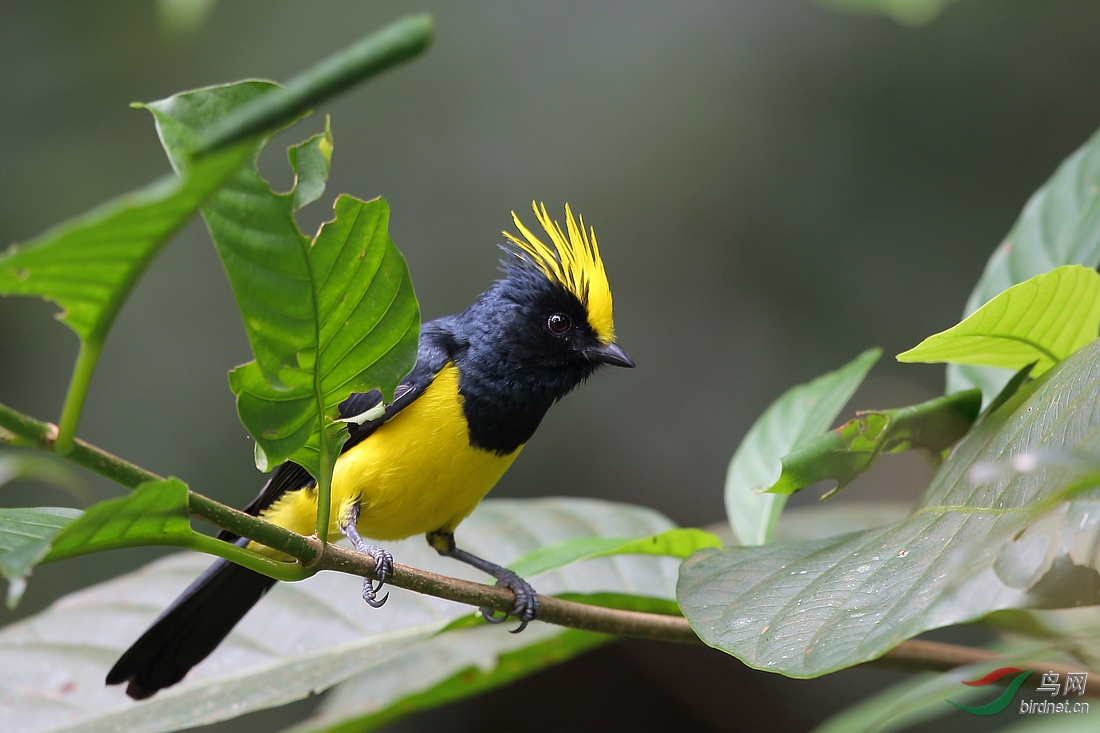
[426,529,538,633]
[339,502,393,608]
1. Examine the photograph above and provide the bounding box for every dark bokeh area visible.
[2,1,1099,730]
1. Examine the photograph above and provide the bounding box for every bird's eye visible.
[547,313,571,334]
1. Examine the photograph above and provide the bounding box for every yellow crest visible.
[502,202,616,344]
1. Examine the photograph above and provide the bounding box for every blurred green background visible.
[3,1,1099,730]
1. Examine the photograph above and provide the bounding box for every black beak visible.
[585,342,636,368]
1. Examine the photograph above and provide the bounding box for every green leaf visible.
[23,478,305,584]
[948,125,1100,400]
[899,265,1100,376]
[508,527,722,579]
[42,478,195,563]
[765,389,982,499]
[0,17,434,455]
[0,498,678,733]
[0,507,81,609]
[554,592,683,616]
[726,348,881,546]
[678,339,1100,678]
[146,82,420,490]
[289,117,334,211]
[227,195,420,478]
[966,449,1100,514]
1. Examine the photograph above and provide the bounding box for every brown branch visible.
[876,639,1100,698]
[319,542,699,643]
[2,397,1095,696]
[321,542,1098,698]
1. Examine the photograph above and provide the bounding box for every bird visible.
[106,202,635,699]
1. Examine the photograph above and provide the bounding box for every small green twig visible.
[183,533,313,582]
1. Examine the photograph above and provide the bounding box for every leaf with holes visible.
[227,195,420,478]
[140,81,318,387]
[765,389,982,499]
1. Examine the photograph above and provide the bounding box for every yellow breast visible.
[258,363,521,543]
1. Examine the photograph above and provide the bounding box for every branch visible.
[1,398,1095,696]
[874,639,1100,698]
[319,542,698,643]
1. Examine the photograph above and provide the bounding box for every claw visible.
[340,504,394,610]
[436,543,539,632]
[480,607,507,624]
[491,569,539,633]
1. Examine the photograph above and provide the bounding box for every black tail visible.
[106,548,277,699]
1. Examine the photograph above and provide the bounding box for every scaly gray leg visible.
[340,503,394,608]
[427,529,538,633]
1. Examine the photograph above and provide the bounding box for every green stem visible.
[183,533,313,582]
[54,340,104,455]
[0,400,54,447]
[196,14,434,155]
[315,422,333,543]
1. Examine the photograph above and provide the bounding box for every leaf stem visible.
[182,533,313,582]
[54,340,104,455]
[314,422,333,544]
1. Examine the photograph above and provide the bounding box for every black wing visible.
[215,318,460,542]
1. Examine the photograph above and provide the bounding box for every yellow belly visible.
[257,363,521,543]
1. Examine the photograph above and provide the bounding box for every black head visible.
[449,204,633,454]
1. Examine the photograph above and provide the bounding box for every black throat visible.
[444,275,601,455]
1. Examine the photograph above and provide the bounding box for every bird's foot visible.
[340,506,394,608]
[356,545,393,608]
[480,569,539,633]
